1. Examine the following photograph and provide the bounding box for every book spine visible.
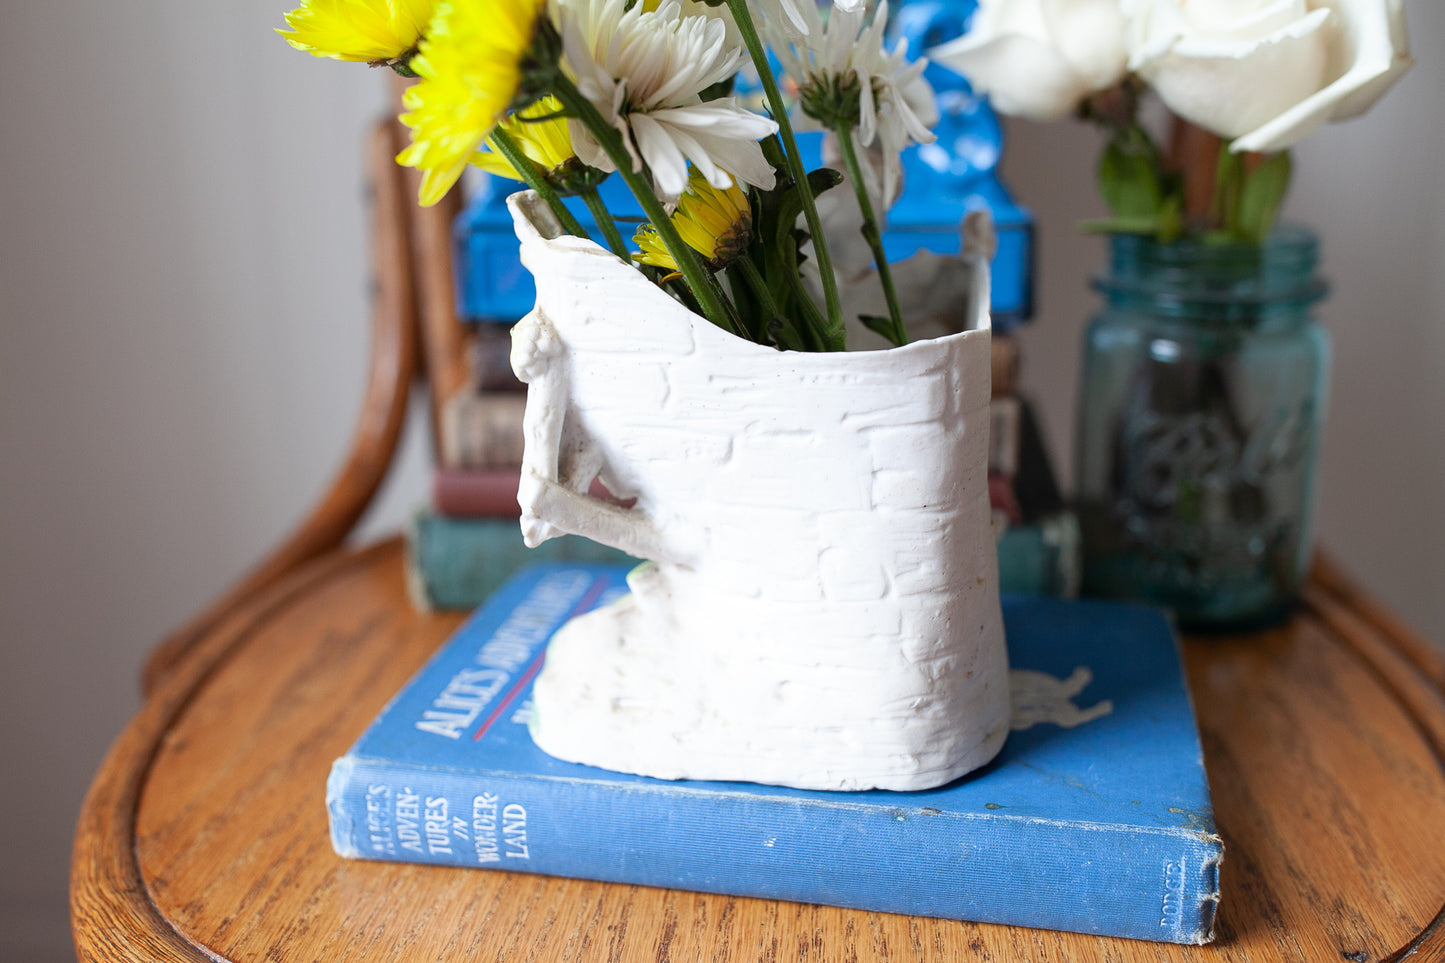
[998,513,1082,597]
[328,757,1219,944]
[988,396,1021,478]
[439,391,527,469]
[1012,395,1066,520]
[405,511,638,611]
[467,323,527,393]
[432,467,523,518]
[990,334,1019,399]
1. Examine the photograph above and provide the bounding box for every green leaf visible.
[858,315,896,341]
[759,134,789,180]
[1236,151,1292,244]
[1093,126,1192,244]
[806,167,844,196]
[769,169,843,261]
[1079,215,1163,235]
[698,77,735,102]
[743,164,843,353]
[764,170,845,352]
[1157,192,1185,243]
[1214,144,1245,236]
[1097,135,1163,220]
[782,233,831,352]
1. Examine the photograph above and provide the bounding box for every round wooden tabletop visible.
[71,539,1445,962]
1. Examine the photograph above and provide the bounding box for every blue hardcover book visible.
[328,564,1222,944]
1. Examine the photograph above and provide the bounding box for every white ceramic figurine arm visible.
[510,310,568,546]
[508,194,682,563]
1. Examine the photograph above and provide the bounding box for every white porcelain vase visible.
[508,192,1008,791]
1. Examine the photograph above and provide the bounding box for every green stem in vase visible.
[833,123,907,347]
[550,75,735,334]
[707,269,748,339]
[730,256,786,346]
[580,187,629,260]
[723,0,845,351]
[490,128,589,240]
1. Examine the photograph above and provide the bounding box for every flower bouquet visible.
[281,0,944,351]
[282,0,1010,791]
[932,0,1413,626]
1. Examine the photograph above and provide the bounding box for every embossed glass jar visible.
[1075,227,1329,629]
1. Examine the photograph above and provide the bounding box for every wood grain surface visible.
[73,540,1445,962]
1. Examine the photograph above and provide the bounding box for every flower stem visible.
[490,128,589,239]
[833,124,907,347]
[723,0,845,351]
[550,75,735,334]
[580,187,629,260]
[703,267,747,338]
[729,256,782,343]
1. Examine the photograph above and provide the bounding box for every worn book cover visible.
[403,511,636,611]
[330,564,1221,944]
[438,389,527,470]
[431,467,525,519]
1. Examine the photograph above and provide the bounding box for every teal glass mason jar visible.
[1075,227,1330,629]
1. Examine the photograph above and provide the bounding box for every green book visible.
[997,512,1080,598]
[405,509,638,611]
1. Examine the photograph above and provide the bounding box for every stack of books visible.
[407,320,636,611]
[434,321,526,516]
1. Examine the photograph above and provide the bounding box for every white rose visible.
[929,0,1131,122]
[1128,0,1413,153]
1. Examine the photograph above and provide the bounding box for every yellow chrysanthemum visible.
[635,169,752,273]
[634,229,683,280]
[397,0,551,206]
[278,0,435,64]
[472,97,575,180]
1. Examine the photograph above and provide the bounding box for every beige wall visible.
[1,2,1440,959]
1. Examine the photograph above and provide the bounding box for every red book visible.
[432,467,523,518]
[433,468,639,519]
[989,472,1023,527]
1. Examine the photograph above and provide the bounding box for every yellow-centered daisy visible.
[278,0,435,66]
[635,169,752,275]
[473,98,573,179]
[471,96,604,195]
[397,0,553,206]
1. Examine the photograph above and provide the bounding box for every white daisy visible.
[761,0,867,39]
[558,0,778,202]
[871,33,937,201]
[764,0,936,203]
[675,0,742,55]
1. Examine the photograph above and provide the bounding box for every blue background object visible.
[329,564,1221,944]
[454,0,1033,330]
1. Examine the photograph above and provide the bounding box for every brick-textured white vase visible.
[508,192,1008,791]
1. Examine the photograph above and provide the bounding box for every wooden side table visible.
[69,540,1445,962]
[69,121,1445,962]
